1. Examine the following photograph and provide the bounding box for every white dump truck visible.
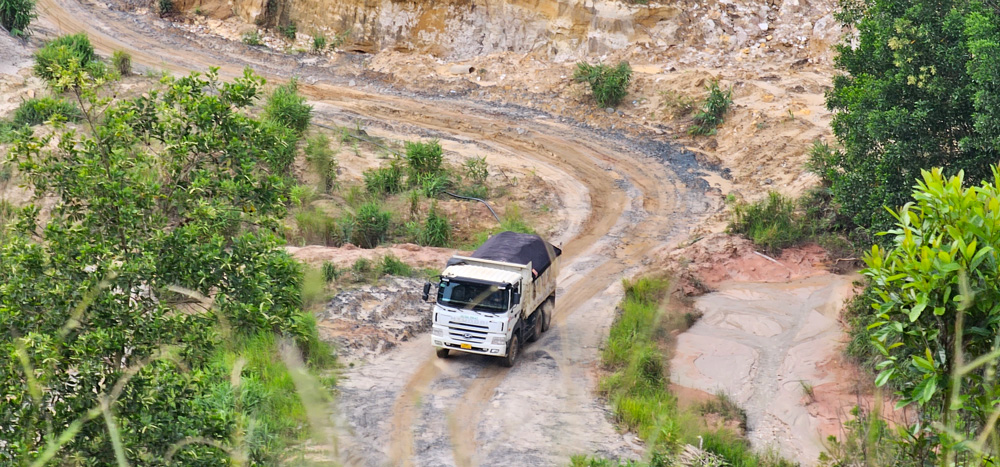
[422,231,561,366]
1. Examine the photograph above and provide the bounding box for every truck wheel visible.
[526,313,540,343]
[541,298,553,333]
[500,334,520,367]
[436,348,449,358]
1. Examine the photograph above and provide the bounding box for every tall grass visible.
[573,61,633,108]
[689,80,733,136]
[727,188,858,256]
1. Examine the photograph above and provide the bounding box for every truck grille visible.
[447,321,488,343]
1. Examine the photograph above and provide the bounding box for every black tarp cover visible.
[462,231,562,276]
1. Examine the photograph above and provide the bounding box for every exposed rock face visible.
[206,0,841,61]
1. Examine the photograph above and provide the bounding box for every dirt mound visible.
[288,243,457,270]
[661,232,830,295]
[316,277,430,363]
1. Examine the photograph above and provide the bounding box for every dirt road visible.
[30,2,718,464]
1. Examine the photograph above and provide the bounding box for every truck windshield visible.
[437,281,510,312]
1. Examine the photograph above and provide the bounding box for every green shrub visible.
[500,204,534,234]
[0,0,36,37]
[350,201,391,248]
[350,257,372,281]
[12,97,82,126]
[158,0,173,15]
[278,22,296,40]
[690,80,733,136]
[419,172,451,198]
[376,254,412,277]
[404,139,443,182]
[264,78,312,134]
[321,261,338,283]
[304,133,338,193]
[311,34,327,52]
[573,61,632,108]
[420,203,451,247]
[292,207,338,246]
[464,156,489,184]
[727,191,803,252]
[112,50,131,76]
[363,162,404,196]
[33,33,95,83]
[242,30,263,46]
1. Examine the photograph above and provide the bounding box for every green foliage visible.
[376,254,412,277]
[0,0,35,37]
[419,172,452,198]
[292,207,339,246]
[860,167,1000,461]
[278,22,297,40]
[823,0,1000,236]
[404,139,444,182]
[464,156,489,185]
[573,61,632,108]
[419,203,451,247]
[700,431,796,467]
[364,162,404,196]
[699,392,747,432]
[264,78,312,134]
[0,66,329,463]
[728,192,803,252]
[242,30,263,46]
[158,0,173,15]
[727,188,857,256]
[12,97,82,126]
[111,50,131,76]
[305,133,338,193]
[322,261,339,283]
[820,405,924,467]
[311,34,327,52]
[689,80,732,136]
[500,204,534,234]
[349,201,391,248]
[33,33,95,83]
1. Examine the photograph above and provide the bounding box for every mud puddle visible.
[670,274,858,465]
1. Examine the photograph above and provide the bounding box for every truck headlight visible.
[491,336,506,346]
[432,328,444,337]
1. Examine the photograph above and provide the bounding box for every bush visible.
[304,133,338,193]
[242,30,263,46]
[363,162,404,196]
[264,78,312,134]
[464,156,489,184]
[321,261,338,283]
[112,50,131,76]
[573,61,632,108]
[727,191,802,252]
[0,0,35,37]
[350,201,391,248]
[158,0,173,15]
[690,80,732,135]
[376,254,412,277]
[12,97,82,126]
[420,203,451,247]
[292,207,338,246]
[419,172,451,198]
[405,139,444,182]
[33,33,95,83]
[278,22,296,40]
[311,34,327,52]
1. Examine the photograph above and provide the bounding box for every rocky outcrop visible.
[199,0,842,61]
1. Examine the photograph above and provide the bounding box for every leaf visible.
[875,368,895,387]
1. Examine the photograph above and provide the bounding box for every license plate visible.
[460,344,472,349]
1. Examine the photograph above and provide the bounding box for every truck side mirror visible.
[512,291,521,305]
[422,282,432,302]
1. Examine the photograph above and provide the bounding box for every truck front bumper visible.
[431,326,508,357]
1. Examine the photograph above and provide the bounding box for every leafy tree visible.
[863,167,1000,462]
[1,62,330,464]
[823,0,1000,236]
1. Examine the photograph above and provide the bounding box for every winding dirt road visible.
[31,2,718,464]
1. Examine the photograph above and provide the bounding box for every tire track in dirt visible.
[31,3,716,463]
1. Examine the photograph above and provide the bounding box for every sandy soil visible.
[664,234,865,464]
